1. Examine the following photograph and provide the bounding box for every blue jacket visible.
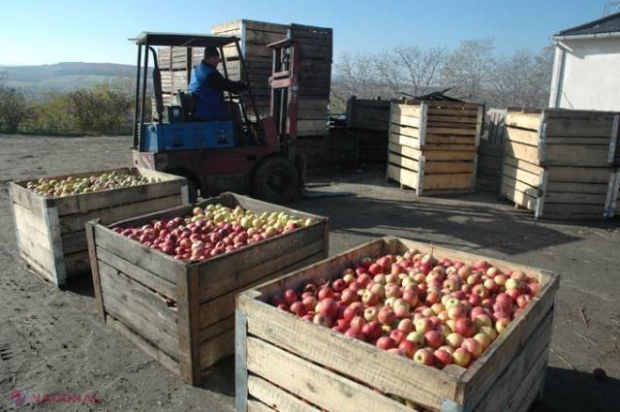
[188,62,227,120]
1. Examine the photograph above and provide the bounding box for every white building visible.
[549,11,620,111]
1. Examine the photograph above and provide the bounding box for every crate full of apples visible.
[236,236,559,412]
[9,167,188,286]
[86,192,328,385]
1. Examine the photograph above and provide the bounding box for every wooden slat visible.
[505,127,539,146]
[424,161,474,174]
[198,238,325,302]
[423,173,473,191]
[426,128,477,136]
[501,183,538,211]
[246,337,413,412]
[199,251,325,329]
[199,315,235,343]
[474,312,553,412]
[59,194,184,234]
[389,133,420,149]
[100,267,179,360]
[56,177,186,216]
[200,329,235,370]
[503,155,544,176]
[86,221,105,319]
[540,203,608,219]
[60,230,86,255]
[96,247,176,298]
[545,118,614,138]
[8,182,47,214]
[424,135,477,145]
[106,316,179,375]
[248,374,321,412]
[543,144,611,167]
[391,114,421,128]
[388,142,421,160]
[544,192,608,204]
[501,176,540,198]
[93,224,182,284]
[388,152,419,172]
[506,111,543,131]
[15,226,55,275]
[248,400,276,412]
[177,266,201,384]
[502,165,542,188]
[504,141,541,165]
[457,276,559,407]
[387,164,419,190]
[12,202,49,237]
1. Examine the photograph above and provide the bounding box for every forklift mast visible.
[268,38,300,163]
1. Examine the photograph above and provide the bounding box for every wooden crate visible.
[9,168,188,287]
[212,20,332,136]
[501,108,619,219]
[345,98,391,164]
[387,101,484,196]
[605,169,620,217]
[86,192,328,385]
[504,108,619,167]
[476,109,506,192]
[236,236,560,412]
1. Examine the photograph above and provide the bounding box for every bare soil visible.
[1,134,619,411]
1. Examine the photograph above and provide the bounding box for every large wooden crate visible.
[501,108,619,219]
[9,168,188,286]
[86,192,328,385]
[236,236,560,412]
[346,98,391,163]
[211,20,332,136]
[387,101,484,196]
[476,109,506,192]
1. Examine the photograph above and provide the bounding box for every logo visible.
[10,390,26,406]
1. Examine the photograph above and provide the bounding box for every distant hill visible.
[0,62,141,95]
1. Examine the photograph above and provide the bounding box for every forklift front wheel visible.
[252,156,300,204]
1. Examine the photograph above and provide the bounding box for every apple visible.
[455,318,476,338]
[462,338,483,358]
[406,331,425,346]
[361,321,383,341]
[473,333,492,350]
[413,348,435,366]
[452,347,472,367]
[424,330,444,349]
[414,318,434,334]
[434,349,453,368]
[495,318,511,334]
[445,333,464,349]
[376,336,398,350]
[398,340,418,358]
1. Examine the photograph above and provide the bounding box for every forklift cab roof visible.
[130,32,238,48]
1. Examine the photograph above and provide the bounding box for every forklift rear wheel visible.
[252,156,299,204]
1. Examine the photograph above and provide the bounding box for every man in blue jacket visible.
[188,46,248,121]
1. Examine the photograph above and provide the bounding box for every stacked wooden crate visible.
[211,20,332,138]
[9,168,188,286]
[501,108,619,219]
[86,192,328,385]
[345,97,391,164]
[477,109,506,192]
[157,47,203,108]
[387,101,484,196]
[236,236,560,412]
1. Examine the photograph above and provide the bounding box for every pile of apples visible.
[113,204,314,261]
[270,249,541,370]
[26,171,161,197]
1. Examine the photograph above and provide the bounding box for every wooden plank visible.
[14,226,55,276]
[426,128,477,136]
[544,192,608,204]
[12,202,49,237]
[389,133,420,149]
[100,277,179,359]
[505,127,540,147]
[387,164,419,190]
[198,238,325,302]
[422,144,475,152]
[8,182,47,214]
[236,310,249,412]
[391,113,421,128]
[246,336,412,412]
[177,267,201,384]
[248,374,321,412]
[86,221,105,319]
[424,161,474,174]
[390,124,421,139]
[424,135,477,145]
[389,142,421,160]
[544,144,611,167]
[106,316,179,375]
[503,155,544,176]
[427,108,479,117]
[56,178,186,216]
[540,203,608,219]
[457,276,560,406]
[200,329,235,370]
[474,312,553,412]
[506,111,543,131]
[96,247,176,299]
[59,194,184,234]
[504,141,541,165]
[60,230,86,255]
[501,176,541,198]
[501,183,538,211]
[547,181,609,194]
[422,173,473,191]
[248,400,276,412]
[93,224,181,284]
[200,315,234,343]
[198,251,325,329]
[388,152,419,172]
[502,165,542,188]
[545,118,614,137]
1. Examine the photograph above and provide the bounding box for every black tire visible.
[252,156,300,204]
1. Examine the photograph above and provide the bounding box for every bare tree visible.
[487,46,554,108]
[441,38,495,101]
[392,45,447,97]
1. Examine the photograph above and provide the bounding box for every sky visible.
[1,0,618,66]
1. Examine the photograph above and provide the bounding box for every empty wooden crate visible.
[86,192,328,385]
[9,167,188,286]
[236,236,559,412]
[387,101,484,195]
[502,108,619,219]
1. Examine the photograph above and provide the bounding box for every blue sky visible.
[1,0,617,66]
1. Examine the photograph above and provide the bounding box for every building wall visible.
[549,37,620,111]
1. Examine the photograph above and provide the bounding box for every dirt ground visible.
[0,134,619,412]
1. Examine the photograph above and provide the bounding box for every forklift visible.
[129,32,307,203]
